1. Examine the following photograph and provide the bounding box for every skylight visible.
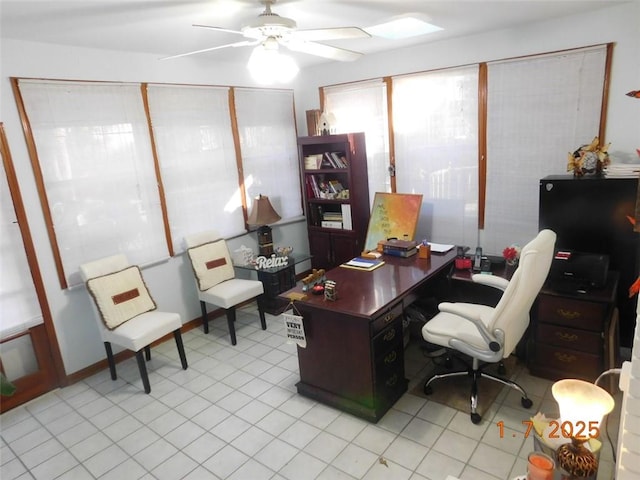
[366,16,443,40]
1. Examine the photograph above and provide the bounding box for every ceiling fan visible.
[163,0,370,62]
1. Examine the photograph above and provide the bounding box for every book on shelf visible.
[304,154,323,170]
[340,257,385,271]
[330,152,347,168]
[328,180,344,193]
[322,212,343,221]
[321,220,343,229]
[341,204,352,230]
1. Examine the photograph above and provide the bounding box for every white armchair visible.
[80,254,188,394]
[184,231,266,345]
[422,229,556,423]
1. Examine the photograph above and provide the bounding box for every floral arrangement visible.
[567,136,610,176]
[503,244,521,264]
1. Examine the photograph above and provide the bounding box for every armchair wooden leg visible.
[144,345,151,361]
[257,295,267,330]
[135,350,151,394]
[200,301,209,334]
[173,329,188,370]
[225,308,237,346]
[104,342,117,380]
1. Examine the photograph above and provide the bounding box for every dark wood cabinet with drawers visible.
[529,272,620,383]
[294,301,406,422]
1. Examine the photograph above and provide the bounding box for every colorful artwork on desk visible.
[364,193,423,251]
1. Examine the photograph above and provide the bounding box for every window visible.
[1,130,42,339]
[233,88,301,220]
[146,84,244,252]
[483,45,608,252]
[323,79,391,201]
[15,79,300,286]
[16,80,168,288]
[393,66,480,247]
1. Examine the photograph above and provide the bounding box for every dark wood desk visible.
[282,250,456,422]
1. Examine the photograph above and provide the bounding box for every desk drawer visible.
[373,320,403,354]
[371,303,403,337]
[538,296,606,331]
[534,344,602,379]
[536,323,602,354]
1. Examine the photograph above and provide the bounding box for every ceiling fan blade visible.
[284,40,363,62]
[192,24,245,36]
[294,27,371,42]
[160,40,258,60]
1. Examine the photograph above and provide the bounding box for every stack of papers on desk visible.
[604,164,640,177]
[428,243,455,253]
[341,257,385,271]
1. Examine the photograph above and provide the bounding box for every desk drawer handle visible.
[555,332,579,342]
[554,352,577,363]
[384,350,397,364]
[556,309,581,320]
[385,374,398,387]
[383,313,395,324]
[383,329,396,342]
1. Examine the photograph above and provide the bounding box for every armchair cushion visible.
[187,240,235,291]
[86,266,156,330]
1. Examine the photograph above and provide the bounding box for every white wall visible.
[1,1,639,376]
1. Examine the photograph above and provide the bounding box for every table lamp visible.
[551,379,615,479]
[247,194,281,257]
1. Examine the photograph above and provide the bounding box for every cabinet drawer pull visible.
[383,328,396,342]
[556,309,581,320]
[384,350,397,364]
[383,312,395,323]
[554,352,577,363]
[555,332,579,342]
[385,374,398,387]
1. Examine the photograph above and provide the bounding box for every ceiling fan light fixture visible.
[366,16,442,40]
[247,41,299,84]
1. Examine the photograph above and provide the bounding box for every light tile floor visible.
[1,304,621,480]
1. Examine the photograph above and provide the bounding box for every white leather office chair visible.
[184,231,267,345]
[80,254,188,394]
[422,229,556,423]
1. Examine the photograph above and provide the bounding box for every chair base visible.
[423,355,532,424]
[103,328,188,394]
[200,298,267,345]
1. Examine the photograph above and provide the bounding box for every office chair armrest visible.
[438,302,503,353]
[471,274,509,291]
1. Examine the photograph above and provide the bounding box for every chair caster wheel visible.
[521,397,533,409]
[423,385,433,395]
[471,413,482,424]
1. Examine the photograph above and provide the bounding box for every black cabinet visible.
[539,175,639,348]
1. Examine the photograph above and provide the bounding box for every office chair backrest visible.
[489,229,556,356]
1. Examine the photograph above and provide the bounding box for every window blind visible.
[323,79,391,201]
[17,80,169,287]
[0,157,42,339]
[233,88,301,221]
[393,66,480,248]
[146,84,245,253]
[483,46,607,253]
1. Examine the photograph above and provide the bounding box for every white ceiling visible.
[0,0,625,68]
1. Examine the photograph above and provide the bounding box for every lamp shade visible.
[552,379,615,439]
[247,195,281,226]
